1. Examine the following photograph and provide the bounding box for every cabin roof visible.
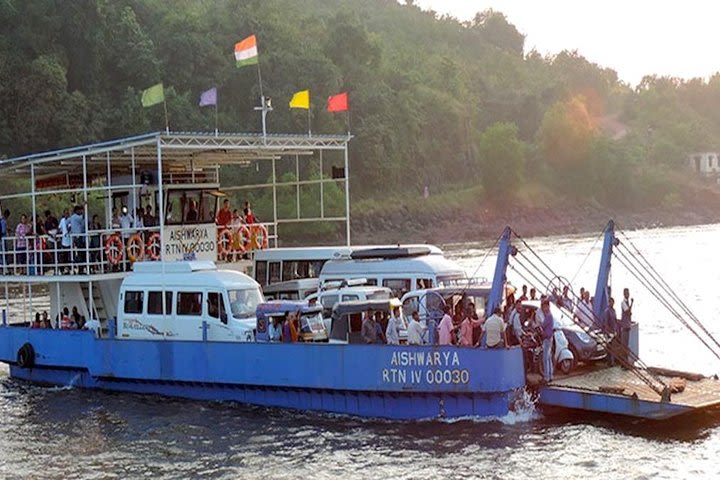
[0,130,352,178]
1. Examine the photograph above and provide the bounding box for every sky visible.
[416,0,719,86]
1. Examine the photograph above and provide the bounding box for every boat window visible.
[165,190,212,225]
[124,291,144,314]
[269,262,281,284]
[382,279,411,297]
[342,294,359,302]
[228,288,263,319]
[255,261,268,286]
[147,291,172,315]
[177,292,202,316]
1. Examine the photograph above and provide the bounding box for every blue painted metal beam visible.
[593,220,616,321]
[488,226,513,315]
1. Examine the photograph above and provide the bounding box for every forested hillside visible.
[1,0,720,238]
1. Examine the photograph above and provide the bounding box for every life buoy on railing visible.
[126,234,145,263]
[217,228,233,259]
[235,225,250,254]
[250,224,269,250]
[146,233,161,261]
[105,234,124,265]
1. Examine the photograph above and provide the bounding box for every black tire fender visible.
[16,343,35,368]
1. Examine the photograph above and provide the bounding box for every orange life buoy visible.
[126,234,145,263]
[250,224,269,250]
[146,233,161,261]
[237,225,251,253]
[217,228,233,259]
[105,234,124,265]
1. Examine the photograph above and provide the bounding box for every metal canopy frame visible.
[0,131,353,246]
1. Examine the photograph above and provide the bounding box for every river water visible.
[1,224,719,479]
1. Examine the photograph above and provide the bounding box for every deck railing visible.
[0,222,276,276]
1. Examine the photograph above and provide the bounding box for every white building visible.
[688,152,720,176]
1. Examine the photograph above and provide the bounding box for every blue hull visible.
[0,328,526,420]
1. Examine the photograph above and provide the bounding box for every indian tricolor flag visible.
[235,35,259,68]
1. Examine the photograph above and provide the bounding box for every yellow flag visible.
[289,89,310,109]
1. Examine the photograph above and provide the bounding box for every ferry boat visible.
[0,131,525,420]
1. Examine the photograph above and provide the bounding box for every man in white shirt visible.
[508,299,525,345]
[407,311,425,345]
[119,206,133,238]
[574,291,594,329]
[385,307,401,345]
[58,209,71,272]
[483,307,507,348]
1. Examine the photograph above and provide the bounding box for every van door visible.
[146,290,173,338]
[205,290,234,341]
[175,290,204,340]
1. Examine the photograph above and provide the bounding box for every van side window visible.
[417,278,433,289]
[147,291,172,315]
[269,262,281,284]
[342,295,359,302]
[364,278,377,286]
[124,291,144,314]
[207,292,226,321]
[383,279,411,297]
[255,261,268,286]
[177,292,202,316]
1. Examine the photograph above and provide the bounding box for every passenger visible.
[57,209,71,273]
[574,290,594,329]
[216,199,232,226]
[244,206,257,224]
[529,287,537,301]
[508,299,525,345]
[230,209,243,261]
[604,297,618,366]
[60,307,74,329]
[268,317,282,342]
[31,312,42,329]
[483,307,507,348]
[15,214,31,274]
[69,205,86,269]
[385,307,401,345]
[539,300,555,382]
[459,310,483,347]
[41,311,51,329]
[134,208,145,230]
[438,305,455,346]
[119,206,133,235]
[407,311,425,345]
[111,207,121,229]
[620,288,634,361]
[518,284,528,301]
[143,205,156,228]
[374,313,386,344]
[186,200,199,222]
[361,311,377,344]
[281,311,297,343]
[72,306,85,330]
[89,215,102,267]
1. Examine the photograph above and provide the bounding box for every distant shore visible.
[350,204,720,245]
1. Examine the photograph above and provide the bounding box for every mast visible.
[593,220,617,320]
[487,226,513,314]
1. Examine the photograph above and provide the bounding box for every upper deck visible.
[0,131,352,282]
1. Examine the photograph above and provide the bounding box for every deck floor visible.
[545,366,720,408]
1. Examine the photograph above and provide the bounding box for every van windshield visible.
[228,288,263,319]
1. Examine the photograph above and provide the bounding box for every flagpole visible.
[308,108,312,137]
[163,98,169,134]
[214,101,218,136]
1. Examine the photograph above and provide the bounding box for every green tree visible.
[476,122,525,197]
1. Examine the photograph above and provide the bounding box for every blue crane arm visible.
[593,220,617,320]
[488,226,513,314]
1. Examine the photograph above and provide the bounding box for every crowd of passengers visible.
[0,198,260,274]
[27,305,96,330]
[357,283,634,354]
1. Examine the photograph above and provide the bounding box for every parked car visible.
[521,300,607,363]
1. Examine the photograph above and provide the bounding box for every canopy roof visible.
[0,131,352,179]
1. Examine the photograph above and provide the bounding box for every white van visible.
[319,246,467,297]
[117,261,263,342]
